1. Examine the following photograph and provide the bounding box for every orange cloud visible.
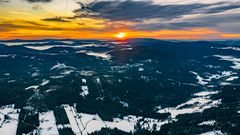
[221,34,240,39]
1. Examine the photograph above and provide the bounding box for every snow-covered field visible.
[39,111,59,135]
[0,105,20,135]
[199,130,224,135]
[190,71,237,86]
[62,104,169,134]
[0,103,224,135]
[157,91,221,119]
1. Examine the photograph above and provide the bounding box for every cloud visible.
[73,0,240,22]
[0,21,65,32]
[68,0,240,33]
[74,1,206,21]
[204,3,240,14]
[32,5,43,10]
[0,0,9,2]
[25,0,52,2]
[133,11,240,33]
[42,17,71,22]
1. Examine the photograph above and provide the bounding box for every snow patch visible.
[62,105,169,134]
[39,111,59,135]
[79,71,95,76]
[214,55,240,70]
[0,105,20,135]
[194,91,219,97]
[25,79,50,90]
[50,63,75,70]
[60,41,74,44]
[198,120,216,126]
[80,86,89,98]
[199,130,224,135]
[190,71,208,85]
[190,71,237,85]
[215,46,240,51]
[0,54,16,58]
[25,46,54,50]
[226,76,238,81]
[138,68,144,72]
[50,76,64,79]
[57,124,71,129]
[0,42,48,46]
[157,91,220,119]
[77,50,111,60]
[82,79,87,84]
[31,72,40,77]
[86,52,111,60]
[60,70,74,75]
[119,101,129,108]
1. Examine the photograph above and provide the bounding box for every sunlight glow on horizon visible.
[114,32,127,39]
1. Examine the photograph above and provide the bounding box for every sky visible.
[0,0,240,40]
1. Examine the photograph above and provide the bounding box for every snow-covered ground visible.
[0,42,48,46]
[60,41,74,45]
[0,103,223,135]
[190,71,237,86]
[0,105,20,135]
[62,105,87,135]
[86,52,111,60]
[138,67,144,72]
[50,63,75,70]
[214,55,240,70]
[119,101,129,108]
[0,54,16,58]
[226,76,239,81]
[39,111,59,135]
[215,46,240,51]
[157,91,221,119]
[79,71,96,76]
[25,46,54,50]
[25,79,50,90]
[57,124,71,129]
[80,86,89,98]
[82,79,87,84]
[190,71,208,85]
[24,43,109,51]
[199,130,224,135]
[62,104,169,134]
[198,120,216,126]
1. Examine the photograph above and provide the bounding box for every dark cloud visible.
[19,0,240,33]
[68,0,240,32]
[133,13,240,33]
[74,0,207,21]
[42,17,71,22]
[133,22,216,31]
[205,3,240,14]
[0,0,9,2]
[73,0,240,22]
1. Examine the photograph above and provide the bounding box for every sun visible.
[114,32,127,39]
